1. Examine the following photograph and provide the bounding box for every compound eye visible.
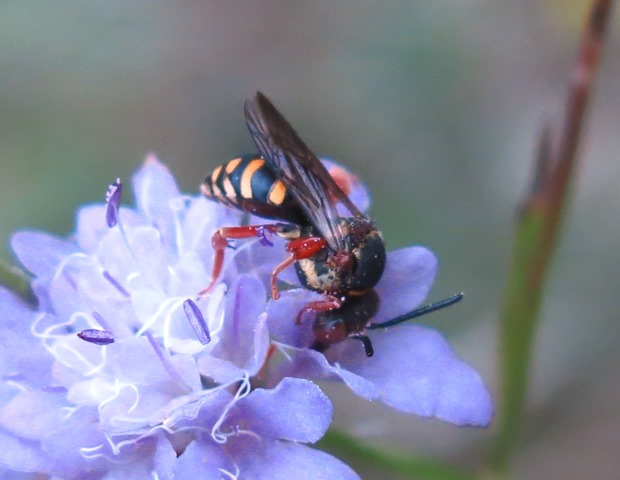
[312,317,348,344]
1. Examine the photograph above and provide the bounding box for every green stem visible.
[319,429,475,480]
[0,260,36,305]
[489,0,614,475]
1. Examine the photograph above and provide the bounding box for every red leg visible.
[269,236,328,300]
[265,236,328,300]
[296,295,344,325]
[270,255,295,300]
[286,236,328,259]
[198,224,286,296]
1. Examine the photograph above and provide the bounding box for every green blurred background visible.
[1,1,619,478]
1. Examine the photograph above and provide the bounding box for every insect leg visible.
[269,236,329,299]
[270,255,295,300]
[262,235,330,300]
[198,224,293,296]
[296,295,344,325]
[285,236,329,259]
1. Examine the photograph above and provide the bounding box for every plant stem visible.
[0,260,36,305]
[489,0,614,475]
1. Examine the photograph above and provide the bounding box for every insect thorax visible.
[295,217,386,294]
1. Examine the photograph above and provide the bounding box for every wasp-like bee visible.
[201,92,386,320]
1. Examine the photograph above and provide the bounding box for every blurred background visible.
[1,1,619,478]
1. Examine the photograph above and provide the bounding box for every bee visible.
[201,92,386,320]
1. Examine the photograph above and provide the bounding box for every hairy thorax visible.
[294,217,386,295]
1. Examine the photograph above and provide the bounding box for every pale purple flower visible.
[264,246,494,427]
[0,156,359,479]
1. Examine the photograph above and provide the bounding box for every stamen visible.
[31,311,110,371]
[217,465,240,480]
[42,385,67,393]
[170,195,193,256]
[271,341,300,362]
[134,296,187,352]
[145,332,192,394]
[77,329,115,345]
[92,311,114,334]
[183,299,211,345]
[211,373,251,444]
[105,178,122,228]
[102,271,130,298]
[79,444,106,460]
[104,179,151,283]
[98,379,140,416]
[62,271,78,291]
[103,430,125,456]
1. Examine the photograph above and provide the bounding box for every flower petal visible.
[182,196,244,267]
[265,289,323,348]
[132,154,181,250]
[0,430,51,473]
[196,354,246,385]
[373,246,438,323]
[211,274,269,374]
[0,390,66,440]
[231,378,333,443]
[328,325,494,426]
[0,288,52,391]
[11,231,79,277]
[173,440,234,479]
[40,407,111,477]
[268,348,380,400]
[76,204,142,252]
[236,439,361,480]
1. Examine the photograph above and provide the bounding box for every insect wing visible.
[244,92,363,250]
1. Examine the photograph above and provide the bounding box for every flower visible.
[263,246,493,426]
[0,156,359,479]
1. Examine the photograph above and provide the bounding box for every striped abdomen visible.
[201,154,308,224]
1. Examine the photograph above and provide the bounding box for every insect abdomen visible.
[202,154,307,224]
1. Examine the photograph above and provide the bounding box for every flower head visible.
[0,156,359,479]
[0,155,492,478]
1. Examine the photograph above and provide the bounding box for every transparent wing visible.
[244,92,363,250]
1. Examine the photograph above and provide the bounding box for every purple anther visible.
[183,299,211,345]
[105,178,122,228]
[77,329,115,345]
